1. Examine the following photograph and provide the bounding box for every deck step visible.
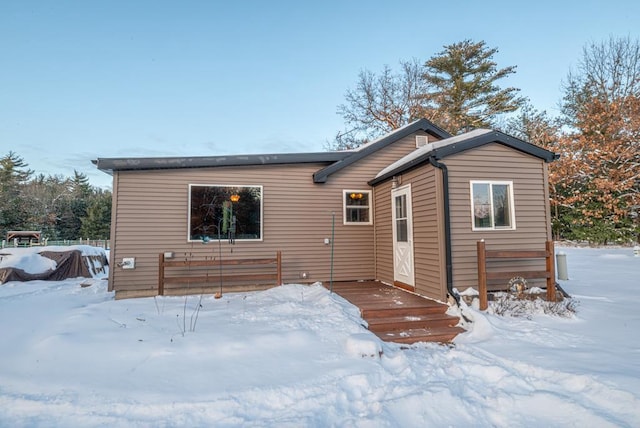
[366,313,459,333]
[376,326,467,344]
[361,304,447,319]
[329,281,466,344]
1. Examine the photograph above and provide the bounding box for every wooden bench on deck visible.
[476,240,556,310]
[158,251,282,296]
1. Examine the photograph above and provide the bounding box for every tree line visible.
[0,152,111,243]
[330,37,640,244]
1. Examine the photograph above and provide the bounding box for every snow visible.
[375,128,492,179]
[0,245,108,274]
[0,246,639,426]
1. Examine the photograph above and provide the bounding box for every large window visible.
[470,181,515,230]
[189,185,262,241]
[343,190,372,225]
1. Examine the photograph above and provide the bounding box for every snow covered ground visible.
[0,246,638,427]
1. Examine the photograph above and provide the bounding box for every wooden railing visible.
[476,240,556,310]
[158,251,282,296]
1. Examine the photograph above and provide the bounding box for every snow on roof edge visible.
[374,129,492,179]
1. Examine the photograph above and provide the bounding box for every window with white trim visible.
[470,181,515,230]
[189,184,263,241]
[343,190,372,225]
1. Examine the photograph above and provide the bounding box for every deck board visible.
[327,281,464,344]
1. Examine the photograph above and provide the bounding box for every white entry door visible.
[392,184,415,287]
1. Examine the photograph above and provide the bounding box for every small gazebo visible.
[5,231,42,246]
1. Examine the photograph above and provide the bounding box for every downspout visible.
[428,156,459,304]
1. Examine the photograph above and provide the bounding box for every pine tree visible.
[332,40,524,146]
[80,191,112,239]
[422,40,525,133]
[0,152,33,239]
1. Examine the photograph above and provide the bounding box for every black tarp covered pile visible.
[0,250,100,284]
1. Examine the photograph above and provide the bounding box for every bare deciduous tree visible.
[562,35,640,124]
[329,59,428,150]
[331,40,524,149]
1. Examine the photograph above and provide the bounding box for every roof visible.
[312,119,452,183]
[93,118,452,179]
[93,151,352,174]
[369,129,558,186]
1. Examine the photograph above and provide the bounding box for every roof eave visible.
[369,131,558,186]
[93,152,351,174]
[368,151,436,186]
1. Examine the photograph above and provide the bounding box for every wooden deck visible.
[327,281,465,344]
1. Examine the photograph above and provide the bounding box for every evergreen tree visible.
[80,191,112,239]
[70,170,92,199]
[21,174,68,239]
[422,39,525,133]
[331,40,524,147]
[56,171,93,239]
[0,152,33,239]
[0,153,112,243]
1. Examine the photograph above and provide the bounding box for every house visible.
[94,119,557,301]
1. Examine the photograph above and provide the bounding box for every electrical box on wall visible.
[121,257,135,269]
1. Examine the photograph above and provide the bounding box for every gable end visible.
[313,119,451,183]
[369,130,558,186]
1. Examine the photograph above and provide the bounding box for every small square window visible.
[343,190,372,225]
[470,181,515,231]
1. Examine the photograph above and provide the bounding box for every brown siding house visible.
[95,120,556,302]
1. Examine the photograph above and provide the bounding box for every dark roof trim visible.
[369,130,558,186]
[93,152,351,173]
[312,119,452,183]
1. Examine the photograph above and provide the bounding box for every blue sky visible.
[1,1,638,189]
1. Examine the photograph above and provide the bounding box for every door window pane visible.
[396,219,408,242]
[395,194,408,242]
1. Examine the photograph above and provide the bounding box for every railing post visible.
[276,251,282,285]
[546,240,556,302]
[477,240,488,310]
[158,253,165,295]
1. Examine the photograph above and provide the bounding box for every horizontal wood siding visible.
[370,132,437,288]
[403,166,447,301]
[373,166,446,302]
[445,144,551,291]
[110,132,425,297]
[107,173,119,291]
[373,181,393,285]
